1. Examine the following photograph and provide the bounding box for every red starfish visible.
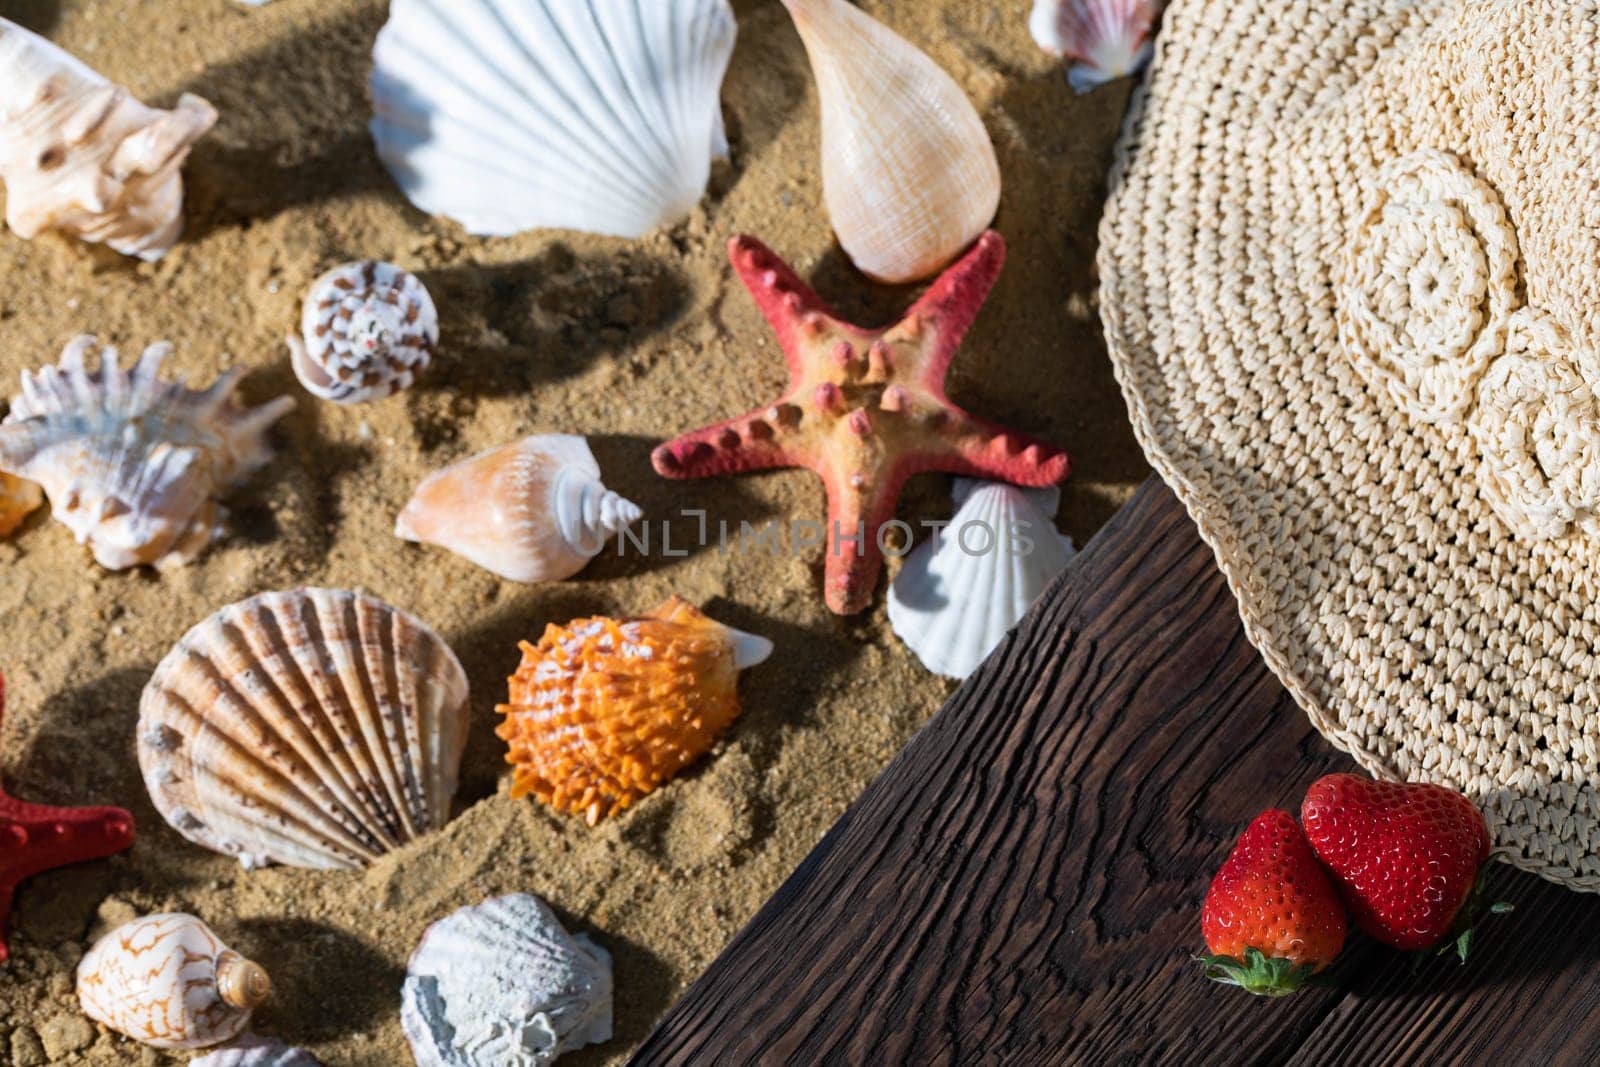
[653,230,1070,614]
[0,672,134,962]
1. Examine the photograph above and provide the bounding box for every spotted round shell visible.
[289,261,438,404]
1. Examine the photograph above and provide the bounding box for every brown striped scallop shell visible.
[137,588,470,870]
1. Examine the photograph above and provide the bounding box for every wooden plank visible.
[631,477,1600,1066]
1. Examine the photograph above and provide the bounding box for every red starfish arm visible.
[652,405,804,479]
[915,407,1072,486]
[727,236,850,378]
[904,230,1006,384]
[819,465,904,616]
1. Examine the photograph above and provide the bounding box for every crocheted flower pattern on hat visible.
[1470,308,1600,540]
[1340,150,1521,423]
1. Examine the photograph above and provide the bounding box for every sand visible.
[0,1,1146,1063]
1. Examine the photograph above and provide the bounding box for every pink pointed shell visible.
[1028,0,1160,93]
[289,261,438,404]
[76,913,271,1050]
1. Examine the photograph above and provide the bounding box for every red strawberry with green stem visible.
[1301,774,1509,960]
[1199,809,1347,995]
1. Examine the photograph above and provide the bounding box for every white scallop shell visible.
[369,0,736,239]
[289,261,439,405]
[396,435,642,583]
[194,1037,322,1067]
[77,913,271,1051]
[0,335,294,571]
[780,0,1001,283]
[888,479,1076,679]
[137,588,471,870]
[1028,0,1160,93]
[0,18,216,259]
[401,894,613,1067]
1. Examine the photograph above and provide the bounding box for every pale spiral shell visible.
[193,1036,322,1067]
[289,261,438,405]
[1340,150,1520,423]
[1469,308,1600,541]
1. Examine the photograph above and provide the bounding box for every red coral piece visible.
[653,230,1071,614]
[0,672,134,961]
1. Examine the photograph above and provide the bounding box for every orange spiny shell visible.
[495,596,772,825]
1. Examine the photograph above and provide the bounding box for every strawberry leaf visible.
[1196,947,1324,997]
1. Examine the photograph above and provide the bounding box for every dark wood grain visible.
[631,476,1600,1066]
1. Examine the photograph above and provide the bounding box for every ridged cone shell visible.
[401,893,612,1067]
[137,588,471,870]
[496,596,772,824]
[780,0,1001,283]
[396,434,642,583]
[888,479,1075,679]
[76,913,268,1051]
[370,0,736,239]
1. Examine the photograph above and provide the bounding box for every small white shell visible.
[289,261,439,405]
[0,18,216,259]
[780,0,1001,283]
[401,894,613,1067]
[396,435,642,583]
[137,588,471,870]
[1028,0,1160,94]
[194,1037,322,1067]
[0,335,294,571]
[888,479,1076,679]
[77,913,271,1051]
[370,0,736,239]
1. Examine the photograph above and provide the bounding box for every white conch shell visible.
[401,893,613,1067]
[77,913,271,1050]
[1028,0,1161,93]
[137,588,471,870]
[194,1037,323,1067]
[0,335,294,571]
[370,0,736,239]
[396,435,642,583]
[289,260,438,405]
[888,479,1076,679]
[779,0,1001,284]
[0,18,216,260]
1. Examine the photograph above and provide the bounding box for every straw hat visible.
[1099,0,1600,889]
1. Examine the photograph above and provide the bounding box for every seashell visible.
[401,893,612,1067]
[194,1036,323,1067]
[77,913,271,1050]
[0,18,216,260]
[888,479,1076,679]
[370,0,736,240]
[396,435,642,583]
[289,261,438,405]
[779,0,1001,284]
[1028,0,1161,94]
[497,596,772,825]
[137,587,471,870]
[0,335,294,571]
[0,472,42,538]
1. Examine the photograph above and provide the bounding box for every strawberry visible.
[1199,809,1347,995]
[1301,774,1505,958]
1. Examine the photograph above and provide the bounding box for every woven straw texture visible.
[1099,0,1600,889]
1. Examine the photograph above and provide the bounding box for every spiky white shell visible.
[395,435,642,583]
[289,261,438,405]
[369,0,736,239]
[193,1037,323,1067]
[1028,0,1160,94]
[77,914,270,1051]
[401,894,613,1067]
[888,479,1076,679]
[0,18,216,259]
[0,335,294,571]
[779,0,1001,283]
[137,588,471,870]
